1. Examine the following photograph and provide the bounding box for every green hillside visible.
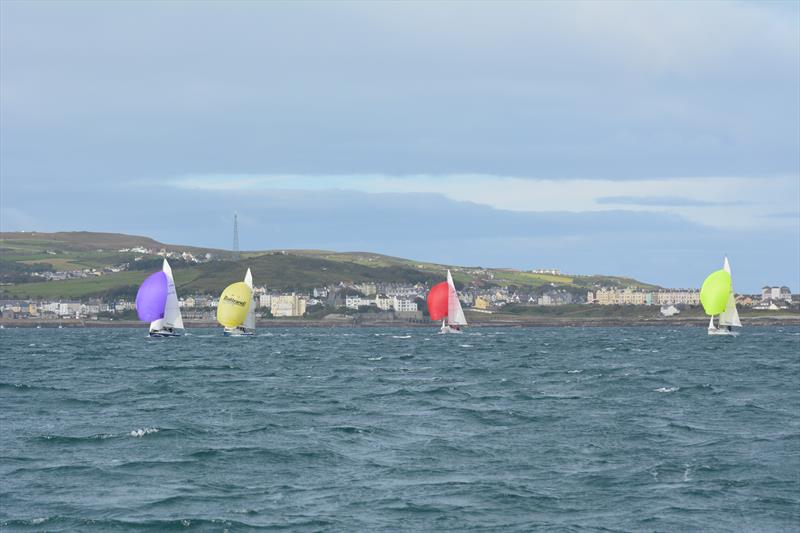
[0,231,660,299]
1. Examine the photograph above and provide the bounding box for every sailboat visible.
[427,270,468,334]
[135,259,184,337]
[700,256,741,337]
[217,268,256,336]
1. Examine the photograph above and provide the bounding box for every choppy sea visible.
[1,326,798,532]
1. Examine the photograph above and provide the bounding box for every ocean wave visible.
[142,364,242,372]
[130,427,160,438]
[0,517,255,531]
[113,459,198,470]
[655,386,680,393]
[0,382,69,392]
[35,432,115,443]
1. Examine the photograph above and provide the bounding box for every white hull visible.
[439,324,463,334]
[708,327,739,337]
[224,327,255,337]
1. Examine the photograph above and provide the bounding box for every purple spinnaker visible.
[135,271,168,322]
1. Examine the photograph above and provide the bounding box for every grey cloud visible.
[597,196,748,207]
[1,1,798,181]
[2,185,797,292]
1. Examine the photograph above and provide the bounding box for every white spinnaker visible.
[162,259,184,329]
[243,268,256,330]
[718,292,741,327]
[446,270,467,326]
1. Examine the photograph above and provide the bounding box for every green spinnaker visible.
[700,269,732,316]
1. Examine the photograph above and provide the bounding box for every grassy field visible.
[1,271,149,299]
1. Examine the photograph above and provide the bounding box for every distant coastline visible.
[3,315,798,329]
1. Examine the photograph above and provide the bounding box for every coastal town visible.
[1,280,795,323]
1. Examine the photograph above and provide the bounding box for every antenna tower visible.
[233,212,240,261]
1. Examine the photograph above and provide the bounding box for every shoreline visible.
[2,316,798,328]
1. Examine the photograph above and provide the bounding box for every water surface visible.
[1,326,798,531]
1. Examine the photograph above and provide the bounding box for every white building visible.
[393,297,418,312]
[538,290,574,306]
[313,287,329,298]
[375,295,394,311]
[81,303,100,315]
[383,284,424,298]
[762,286,792,303]
[259,294,272,308]
[345,295,370,309]
[345,295,418,312]
[660,305,680,317]
[58,302,82,317]
[271,294,306,317]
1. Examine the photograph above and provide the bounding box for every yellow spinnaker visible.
[217,282,252,327]
[700,269,731,316]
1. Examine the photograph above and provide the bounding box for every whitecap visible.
[368,356,383,361]
[655,387,679,393]
[459,344,473,348]
[130,427,159,438]
[392,335,412,339]
[567,369,583,374]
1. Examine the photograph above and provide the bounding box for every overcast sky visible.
[1,0,798,291]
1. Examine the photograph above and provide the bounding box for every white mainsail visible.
[718,292,741,327]
[243,268,256,331]
[718,256,741,328]
[446,270,467,326]
[150,259,184,331]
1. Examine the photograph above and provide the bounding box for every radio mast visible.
[232,212,240,261]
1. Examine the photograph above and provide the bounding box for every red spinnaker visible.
[427,281,449,321]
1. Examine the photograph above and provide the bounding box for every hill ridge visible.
[0,231,659,300]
